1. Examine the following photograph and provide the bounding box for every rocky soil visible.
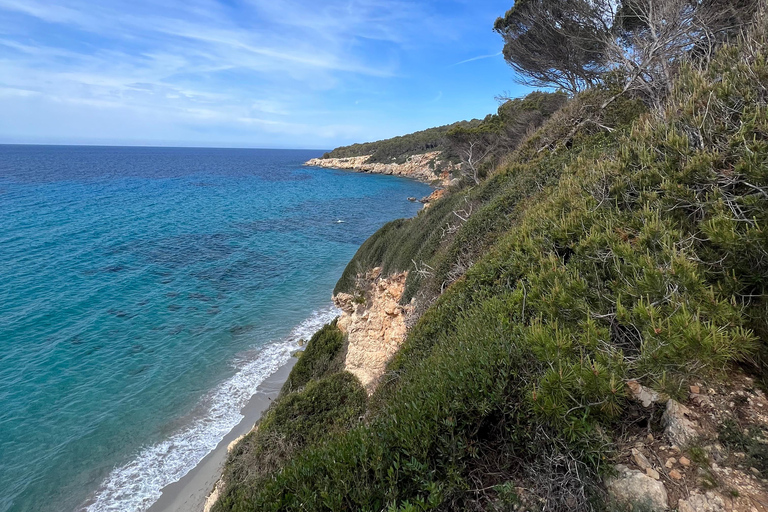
[607,374,768,511]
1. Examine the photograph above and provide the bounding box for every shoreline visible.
[147,359,297,512]
[304,152,454,187]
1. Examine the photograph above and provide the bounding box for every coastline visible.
[147,359,297,512]
[304,152,455,187]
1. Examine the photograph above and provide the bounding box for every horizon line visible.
[0,142,332,151]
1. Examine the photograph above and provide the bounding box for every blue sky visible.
[0,0,529,148]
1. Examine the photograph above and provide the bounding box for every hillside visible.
[214,4,768,512]
[320,121,479,165]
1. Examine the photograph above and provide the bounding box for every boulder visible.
[606,464,668,511]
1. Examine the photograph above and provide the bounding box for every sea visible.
[0,145,431,512]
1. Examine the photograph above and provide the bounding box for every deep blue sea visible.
[0,145,430,512]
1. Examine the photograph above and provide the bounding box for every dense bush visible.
[282,320,347,393]
[218,14,768,512]
[214,372,367,512]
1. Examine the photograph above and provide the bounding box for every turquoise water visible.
[0,145,431,512]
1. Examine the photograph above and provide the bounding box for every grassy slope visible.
[216,26,768,512]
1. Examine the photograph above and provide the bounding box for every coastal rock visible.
[606,464,668,511]
[663,399,699,447]
[421,188,448,208]
[333,267,412,393]
[305,151,455,186]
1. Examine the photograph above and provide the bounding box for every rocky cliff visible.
[305,151,453,186]
[332,267,412,393]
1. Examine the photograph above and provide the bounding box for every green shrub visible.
[283,320,346,393]
[214,371,367,512]
[217,17,768,511]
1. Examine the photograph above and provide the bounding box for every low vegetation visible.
[217,3,767,511]
[321,121,480,165]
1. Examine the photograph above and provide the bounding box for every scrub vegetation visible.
[215,2,767,510]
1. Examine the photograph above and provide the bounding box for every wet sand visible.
[147,359,296,512]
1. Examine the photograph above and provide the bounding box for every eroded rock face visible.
[606,464,669,511]
[305,152,453,185]
[333,268,412,393]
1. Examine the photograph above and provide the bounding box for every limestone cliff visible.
[332,267,412,393]
[305,151,454,186]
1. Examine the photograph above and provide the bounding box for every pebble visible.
[690,385,701,394]
[665,457,677,468]
[646,468,660,480]
[679,456,691,467]
[669,469,683,480]
[751,467,761,476]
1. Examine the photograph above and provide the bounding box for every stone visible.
[690,385,701,395]
[669,469,683,480]
[677,492,725,512]
[627,380,663,407]
[750,466,761,476]
[665,457,676,468]
[663,400,698,447]
[646,467,660,480]
[632,448,653,470]
[606,465,668,511]
[679,456,691,467]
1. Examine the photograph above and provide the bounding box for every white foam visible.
[83,304,340,512]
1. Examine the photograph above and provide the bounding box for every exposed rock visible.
[627,380,664,407]
[333,268,412,393]
[606,464,669,511]
[663,399,699,446]
[677,492,725,512]
[669,469,683,480]
[633,448,653,470]
[305,152,454,186]
[679,456,691,467]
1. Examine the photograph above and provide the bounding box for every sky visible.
[0,0,529,149]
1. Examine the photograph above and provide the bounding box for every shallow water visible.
[0,145,431,512]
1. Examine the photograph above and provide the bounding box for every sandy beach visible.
[147,359,297,512]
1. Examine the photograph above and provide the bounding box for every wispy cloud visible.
[451,51,503,66]
[0,0,519,147]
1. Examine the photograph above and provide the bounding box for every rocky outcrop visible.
[305,152,453,186]
[333,268,412,393]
